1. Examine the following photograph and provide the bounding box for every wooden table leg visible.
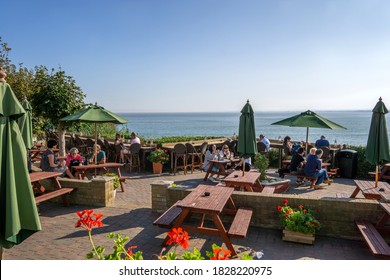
[53,177,69,206]
[376,213,390,228]
[350,187,360,198]
[204,162,214,181]
[211,214,237,257]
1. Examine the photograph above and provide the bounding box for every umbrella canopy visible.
[17,99,34,149]
[364,97,390,187]
[271,110,347,153]
[0,83,41,250]
[60,103,128,164]
[237,100,257,159]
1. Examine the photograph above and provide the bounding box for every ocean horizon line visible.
[114,109,372,114]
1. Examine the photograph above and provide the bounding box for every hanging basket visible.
[152,162,163,175]
[282,228,315,245]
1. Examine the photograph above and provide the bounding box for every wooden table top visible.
[223,170,260,185]
[354,180,390,199]
[177,184,234,214]
[162,138,228,150]
[210,158,241,164]
[29,171,63,182]
[72,162,124,170]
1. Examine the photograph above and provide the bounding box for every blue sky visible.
[3,0,390,112]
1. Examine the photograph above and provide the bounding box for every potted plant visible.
[277,199,321,244]
[147,148,169,175]
[104,173,121,197]
[254,153,290,193]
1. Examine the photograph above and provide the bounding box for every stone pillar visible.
[151,180,174,213]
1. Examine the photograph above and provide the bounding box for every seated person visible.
[315,135,330,148]
[130,132,141,144]
[304,148,332,189]
[202,145,220,181]
[289,147,306,183]
[114,133,127,163]
[41,139,74,178]
[88,144,106,164]
[259,134,270,152]
[219,144,231,159]
[66,147,83,175]
[235,157,251,172]
[283,136,293,156]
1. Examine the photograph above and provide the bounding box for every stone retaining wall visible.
[151,181,387,241]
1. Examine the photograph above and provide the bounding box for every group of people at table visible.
[39,131,141,179]
[276,134,334,189]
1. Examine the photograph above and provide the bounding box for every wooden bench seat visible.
[153,200,182,228]
[261,185,275,194]
[355,220,390,259]
[35,188,75,206]
[283,173,316,187]
[228,207,253,238]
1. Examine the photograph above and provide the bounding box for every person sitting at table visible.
[88,144,106,164]
[283,136,293,156]
[66,147,83,175]
[315,135,330,148]
[219,144,231,159]
[202,144,220,181]
[114,133,127,163]
[289,147,306,183]
[259,134,270,152]
[41,139,74,178]
[304,148,333,189]
[130,131,141,144]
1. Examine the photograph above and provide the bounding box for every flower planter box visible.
[152,162,163,175]
[260,178,290,193]
[282,228,315,245]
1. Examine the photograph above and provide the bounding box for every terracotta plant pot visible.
[282,228,315,245]
[152,162,163,175]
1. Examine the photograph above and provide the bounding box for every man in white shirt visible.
[259,134,271,152]
[130,132,141,144]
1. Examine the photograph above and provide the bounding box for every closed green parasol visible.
[271,110,347,153]
[237,100,257,174]
[17,99,34,149]
[0,83,41,254]
[365,97,390,187]
[60,103,128,164]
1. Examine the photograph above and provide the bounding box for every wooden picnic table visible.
[30,148,59,162]
[154,184,253,257]
[369,163,390,181]
[350,180,390,200]
[71,162,124,180]
[29,171,74,206]
[222,170,262,192]
[203,158,241,181]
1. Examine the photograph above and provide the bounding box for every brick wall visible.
[41,176,116,206]
[150,181,386,240]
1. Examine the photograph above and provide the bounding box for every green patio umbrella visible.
[365,97,390,187]
[60,102,128,164]
[271,110,347,153]
[237,100,257,174]
[17,99,34,149]
[0,83,41,255]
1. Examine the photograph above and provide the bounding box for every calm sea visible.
[116,111,389,147]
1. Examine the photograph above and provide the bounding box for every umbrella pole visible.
[242,157,245,176]
[94,123,98,176]
[375,165,379,187]
[305,127,309,155]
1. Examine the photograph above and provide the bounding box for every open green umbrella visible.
[271,110,347,153]
[365,97,390,187]
[0,83,41,255]
[237,100,257,174]
[60,103,128,164]
[17,99,34,149]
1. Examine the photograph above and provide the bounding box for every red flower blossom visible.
[166,227,189,249]
[75,209,104,230]
[298,205,303,209]
[283,199,288,206]
[303,209,307,214]
[277,205,282,212]
[210,247,231,260]
[312,221,318,227]
[127,245,137,256]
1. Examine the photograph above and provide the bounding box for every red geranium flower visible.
[75,209,104,230]
[210,247,231,260]
[166,227,189,249]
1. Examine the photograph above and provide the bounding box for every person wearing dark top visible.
[304,148,332,189]
[41,139,74,178]
[290,147,305,173]
[315,135,330,148]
